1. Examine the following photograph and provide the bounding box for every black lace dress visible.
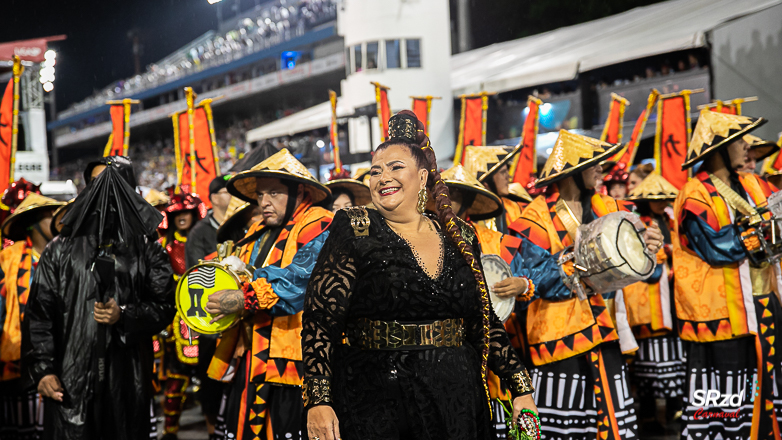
[302,209,529,440]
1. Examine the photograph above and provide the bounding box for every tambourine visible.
[481,254,515,322]
[175,242,254,335]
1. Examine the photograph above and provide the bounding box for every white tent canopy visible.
[247,0,780,142]
[452,0,780,95]
[245,100,353,143]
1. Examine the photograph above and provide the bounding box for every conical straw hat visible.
[683,109,765,169]
[625,174,679,201]
[535,130,622,188]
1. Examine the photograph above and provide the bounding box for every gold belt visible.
[347,318,464,350]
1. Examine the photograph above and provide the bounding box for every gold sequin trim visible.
[302,377,332,407]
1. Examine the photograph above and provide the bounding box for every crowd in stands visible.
[59,0,337,119]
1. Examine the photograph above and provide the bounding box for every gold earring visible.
[417,188,427,214]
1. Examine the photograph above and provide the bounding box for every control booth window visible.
[386,40,401,69]
[366,41,379,70]
[345,47,352,75]
[354,44,363,72]
[406,39,421,68]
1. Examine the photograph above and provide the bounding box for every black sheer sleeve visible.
[468,237,533,398]
[301,209,357,408]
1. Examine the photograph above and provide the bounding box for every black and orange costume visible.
[510,130,639,440]
[0,191,64,440]
[462,145,532,234]
[157,191,208,437]
[674,110,782,439]
[437,164,569,434]
[623,174,686,425]
[209,148,333,440]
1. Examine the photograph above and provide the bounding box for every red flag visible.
[0,78,13,186]
[173,107,219,207]
[372,82,391,142]
[600,93,629,144]
[103,105,125,157]
[329,90,342,172]
[454,92,490,165]
[510,96,541,185]
[412,96,438,136]
[612,90,659,168]
[655,91,694,189]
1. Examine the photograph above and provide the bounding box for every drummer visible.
[436,164,570,433]
[204,148,333,440]
[508,130,663,439]
[673,110,782,439]
[741,133,778,174]
[0,192,64,439]
[622,174,685,431]
[158,190,209,439]
[324,177,371,213]
[215,196,263,245]
[462,145,533,233]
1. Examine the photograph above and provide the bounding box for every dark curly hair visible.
[377,110,493,415]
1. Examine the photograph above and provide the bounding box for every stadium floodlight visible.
[208,0,223,4]
[40,50,57,92]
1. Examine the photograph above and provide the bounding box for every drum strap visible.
[555,199,580,241]
[709,173,762,224]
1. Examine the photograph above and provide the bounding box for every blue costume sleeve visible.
[253,230,330,316]
[511,237,572,311]
[645,264,663,284]
[681,213,746,266]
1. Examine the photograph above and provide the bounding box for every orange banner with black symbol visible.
[411,95,440,136]
[510,96,541,185]
[655,90,696,190]
[611,90,658,168]
[173,88,220,207]
[454,92,493,165]
[372,82,391,142]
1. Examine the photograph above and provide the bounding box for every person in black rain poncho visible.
[22,156,176,440]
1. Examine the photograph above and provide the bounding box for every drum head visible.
[481,254,515,322]
[176,263,241,335]
[616,219,650,274]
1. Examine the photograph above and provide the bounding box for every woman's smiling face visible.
[369,144,427,215]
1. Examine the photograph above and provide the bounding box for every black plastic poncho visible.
[22,157,175,440]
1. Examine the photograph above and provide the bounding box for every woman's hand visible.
[492,277,529,299]
[512,394,538,431]
[205,289,244,323]
[307,406,340,440]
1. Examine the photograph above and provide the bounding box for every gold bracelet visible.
[510,370,534,396]
[302,377,332,407]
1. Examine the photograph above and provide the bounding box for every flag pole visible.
[9,56,23,184]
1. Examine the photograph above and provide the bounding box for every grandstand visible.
[50,0,343,188]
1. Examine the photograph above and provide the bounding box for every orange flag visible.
[770,134,782,173]
[612,90,659,168]
[600,93,630,144]
[510,96,541,185]
[173,88,220,207]
[103,105,125,157]
[372,82,391,142]
[655,90,694,189]
[411,96,439,136]
[329,90,342,172]
[0,78,13,186]
[103,99,138,157]
[454,92,491,165]
[0,57,23,185]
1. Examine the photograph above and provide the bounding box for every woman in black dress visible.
[302,111,537,440]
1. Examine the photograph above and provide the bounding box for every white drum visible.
[574,211,656,294]
[481,254,515,322]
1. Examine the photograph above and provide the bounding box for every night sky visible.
[3,0,663,114]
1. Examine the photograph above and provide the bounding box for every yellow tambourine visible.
[175,261,251,335]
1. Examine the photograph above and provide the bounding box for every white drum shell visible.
[574,211,656,294]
